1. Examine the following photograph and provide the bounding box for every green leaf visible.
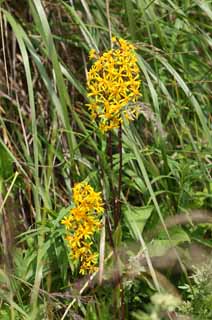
[124,204,153,240]
[148,227,190,257]
[0,144,13,181]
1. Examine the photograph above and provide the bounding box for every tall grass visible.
[0,0,212,319]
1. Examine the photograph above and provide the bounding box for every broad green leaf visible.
[148,227,190,257]
[124,204,153,240]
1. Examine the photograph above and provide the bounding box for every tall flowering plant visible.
[61,38,141,278]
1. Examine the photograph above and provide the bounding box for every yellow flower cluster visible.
[87,37,141,132]
[61,182,104,275]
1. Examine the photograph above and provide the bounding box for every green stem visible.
[115,124,122,228]
[107,131,116,224]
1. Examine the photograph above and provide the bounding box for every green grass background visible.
[0,0,212,319]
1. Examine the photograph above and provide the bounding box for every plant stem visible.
[115,123,122,228]
[107,131,116,223]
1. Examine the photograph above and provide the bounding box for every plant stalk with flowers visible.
[87,37,141,228]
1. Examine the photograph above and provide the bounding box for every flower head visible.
[87,37,141,132]
[61,182,104,275]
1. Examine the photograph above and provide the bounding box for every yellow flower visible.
[61,215,73,230]
[87,38,141,132]
[70,207,87,221]
[73,182,104,214]
[89,48,97,60]
[61,181,104,274]
[79,252,99,275]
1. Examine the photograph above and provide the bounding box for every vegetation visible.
[179,261,212,320]
[0,0,212,319]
